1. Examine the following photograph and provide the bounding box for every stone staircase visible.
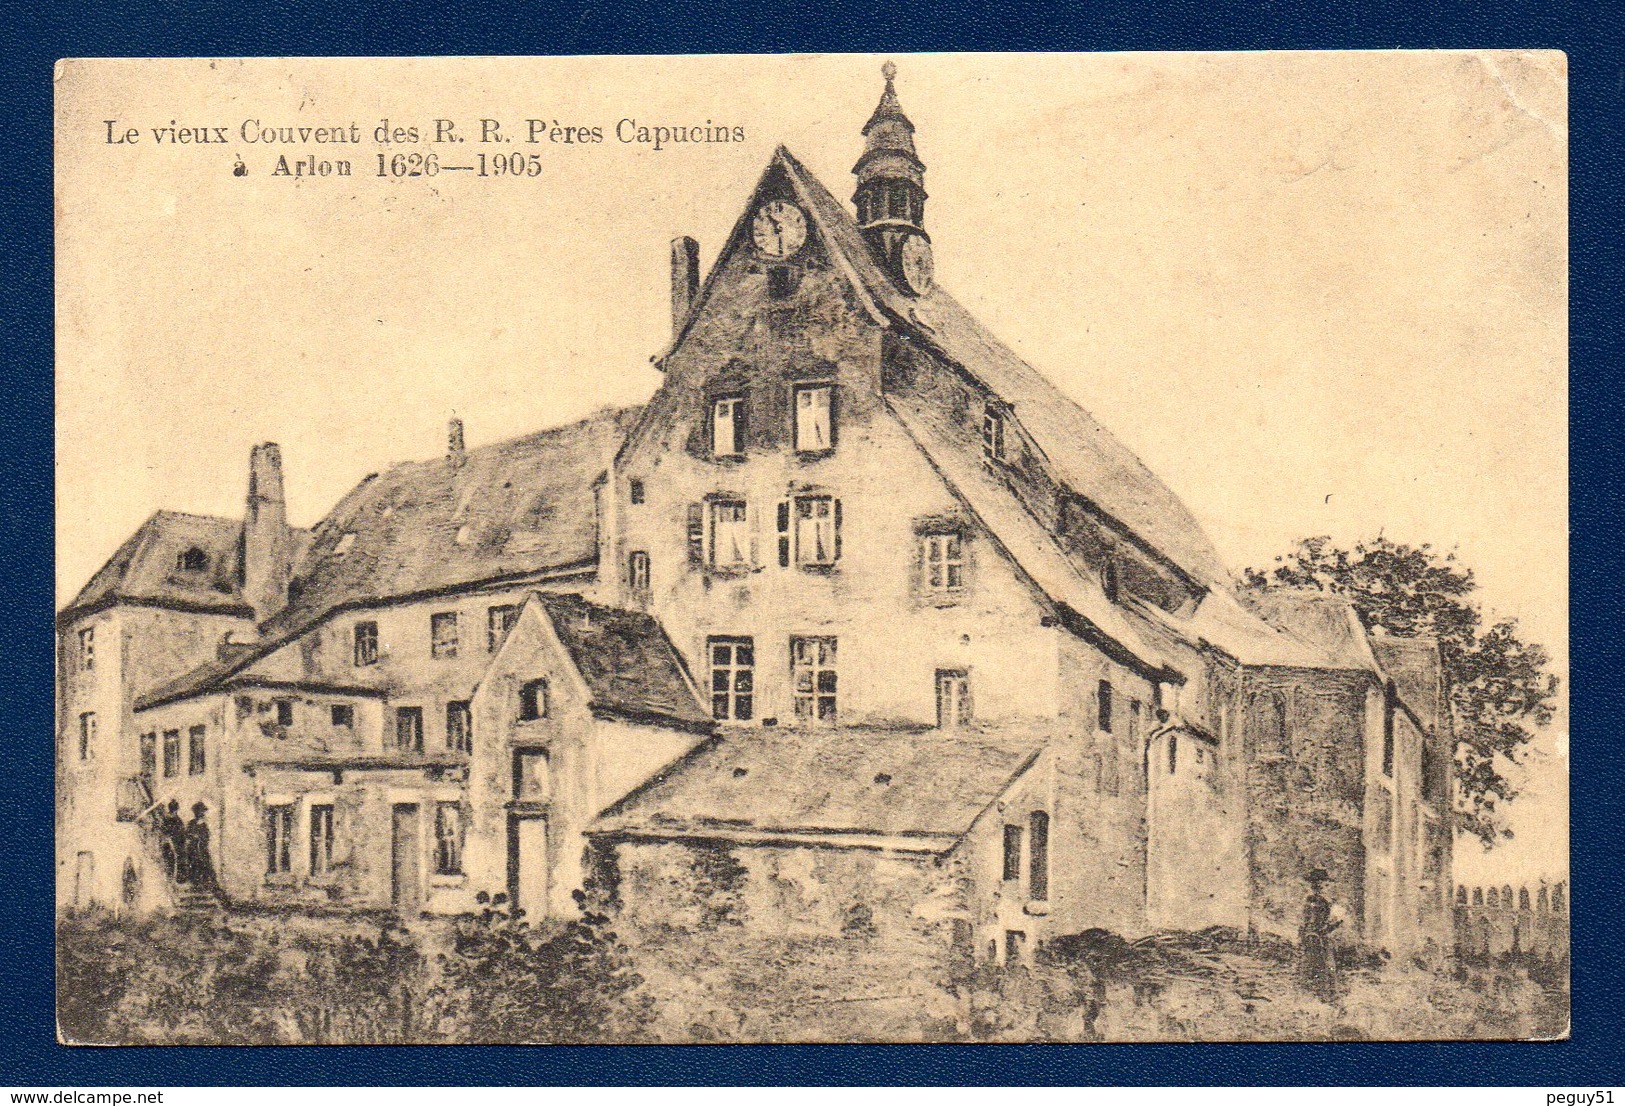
[171,883,222,913]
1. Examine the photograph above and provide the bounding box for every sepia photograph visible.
[53,52,1567,1044]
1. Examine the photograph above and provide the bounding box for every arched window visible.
[1519,887,1531,911]
[1487,887,1499,908]
[176,547,209,572]
[1502,884,1514,910]
[1456,885,1468,906]
[1472,887,1483,906]
[1552,882,1566,914]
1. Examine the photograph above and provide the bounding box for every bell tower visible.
[853,61,933,293]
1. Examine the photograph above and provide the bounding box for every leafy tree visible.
[1241,535,1558,846]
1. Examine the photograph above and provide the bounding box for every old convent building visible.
[58,67,1454,963]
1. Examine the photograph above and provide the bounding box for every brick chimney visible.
[242,442,292,622]
[671,236,700,338]
[448,416,466,466]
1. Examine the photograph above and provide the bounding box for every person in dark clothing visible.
[1299,867,1342,1000]
[183,803,217,891]
[159,799,186,883]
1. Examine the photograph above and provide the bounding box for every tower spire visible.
[853,61,932,293]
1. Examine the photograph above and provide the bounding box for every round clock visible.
[899,235,934,295]
[751,199,808,259]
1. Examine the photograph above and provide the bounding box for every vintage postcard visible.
[54,52,1567,1044]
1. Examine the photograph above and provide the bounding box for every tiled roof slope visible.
[532,593,710,728]
[1369,634,1446,732]
[593,725,1046,851]
[62,510,256,619]
[776,147,1233,589]
[264,406,639,635]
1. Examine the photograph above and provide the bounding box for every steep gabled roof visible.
[531,593,711,729]
[62,510,256,621]
[774,147,1232,589]
[263,406,638,636]
[592,725,1046,853]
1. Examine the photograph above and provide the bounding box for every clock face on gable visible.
[751,199,808,259]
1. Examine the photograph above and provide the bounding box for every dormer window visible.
[176,547,209,572]
[982,404,1006,462]
[712,396,746,458]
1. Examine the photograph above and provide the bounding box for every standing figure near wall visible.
[1298,868,1342,1000]
[160,800,186,883]
[183,804,216,892]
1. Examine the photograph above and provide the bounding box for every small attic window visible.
[334,532,357,555]
[629,479,646,504]
[873,772,893,786]
[176,547,209,572]
[767,266,795,299]
[732,766,748,779]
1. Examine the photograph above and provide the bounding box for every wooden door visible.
[509,815,548,922]
[391,804,420,913]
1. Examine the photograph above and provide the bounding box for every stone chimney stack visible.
[448,416,466,462]
[671,236,700,338]
[242,442,292,622]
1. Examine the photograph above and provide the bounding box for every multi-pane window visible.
[274,698,294,727]
[139,733,157,780]
[629,478,646,504]
[790,636,838,724]
[923,533,964,594]
[430,612,459,659]
[1028,811,1050,902]
[331,703,354,727]
[794,384,834,452]
[77,627,95,672]
[446,701,472,753]
[353,621,379,666]
[982,405,1006,462]
[487,605,519,652]
[434,802,464,876]
[1002,824,1023,882]
[266,805,294,875]
[936,670,971,728]
[712,396,746,457]
[188,724,206,775]
[709,637,755,721]
[1097,679,1114,733]
[162,730,181,778]
[628,550,651,595]
[395,706,424,753]
[77,712,96,761]
[793,496,839,566]
[519,679,549,722]
[709,500,750,567]
[309,804,335,876]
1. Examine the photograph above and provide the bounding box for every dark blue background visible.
[4,0,1618,1086]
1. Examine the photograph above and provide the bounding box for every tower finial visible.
[882,59,897,82]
